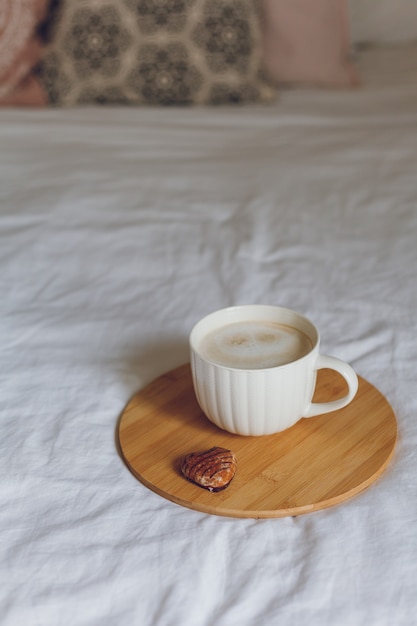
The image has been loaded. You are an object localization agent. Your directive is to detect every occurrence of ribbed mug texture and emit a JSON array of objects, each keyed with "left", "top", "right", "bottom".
[{"left": 191, "top": 345, "right": 317, "bottom": 436}]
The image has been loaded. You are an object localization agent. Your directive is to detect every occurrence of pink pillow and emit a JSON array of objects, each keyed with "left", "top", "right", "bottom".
[
  {"left": 261, "top": 0, "right": 359, "bottom": 88},
  {"left": 0, "top": 0, "right": 48, "bottom": 106}
]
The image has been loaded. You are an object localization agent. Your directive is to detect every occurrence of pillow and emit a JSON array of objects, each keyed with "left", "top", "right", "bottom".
[
  {"left": 0, "top": 0, "right": 49, "bottom": 106},
  {"left": 349, "top": 0, "right": 417, "bottom": 44},
  {"left": 260, "top": 0, "right": 359, "bottom": 88},
  {"left": 38, "top": 0, "right": 276, "bottom": 106}
]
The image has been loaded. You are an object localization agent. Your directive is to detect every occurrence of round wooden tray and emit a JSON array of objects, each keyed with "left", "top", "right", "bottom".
[{"left": 118, "top": 364, "right": 397, "bottom": 518}]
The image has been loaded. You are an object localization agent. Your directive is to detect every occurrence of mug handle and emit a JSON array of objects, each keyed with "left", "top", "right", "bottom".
[{"left": 303, "top": 354, "right": 358, "bottom": 418}]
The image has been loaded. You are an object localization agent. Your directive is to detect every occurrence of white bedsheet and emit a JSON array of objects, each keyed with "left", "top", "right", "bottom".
[{"left": 1, "top": 48, "right": 417, "bottom": 625}]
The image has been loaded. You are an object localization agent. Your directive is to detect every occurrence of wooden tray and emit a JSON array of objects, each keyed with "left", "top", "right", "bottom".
[{"left": 118, "top": 364, "right": 397, "bottom": 518}]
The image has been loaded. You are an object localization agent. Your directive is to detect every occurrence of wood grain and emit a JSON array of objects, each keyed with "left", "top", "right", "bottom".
[{"left": 118, "top": 364, "right": 397, "bottom": 518}]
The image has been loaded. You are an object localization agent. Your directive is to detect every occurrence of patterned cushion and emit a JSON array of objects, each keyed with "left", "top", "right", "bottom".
[{"left": 38, "top": 0, "right": 276, "bottom": 105}]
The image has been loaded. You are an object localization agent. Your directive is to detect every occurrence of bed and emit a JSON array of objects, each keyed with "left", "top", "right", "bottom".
[{"left": 1, "top": 2, "right": 417, "bottom": 625}]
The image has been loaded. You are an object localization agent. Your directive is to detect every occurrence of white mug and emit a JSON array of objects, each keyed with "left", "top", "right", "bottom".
[{"left": 190, "top": 305, "right": 358, "bottom": 436}]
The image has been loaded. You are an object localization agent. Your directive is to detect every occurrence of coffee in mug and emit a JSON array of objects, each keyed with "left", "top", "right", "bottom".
[
  {"left": 198, "top": 320, "right": 313, "bottom": 369},
  {"left": 190, "top": 305, "right": 358, "bottom": 436}
]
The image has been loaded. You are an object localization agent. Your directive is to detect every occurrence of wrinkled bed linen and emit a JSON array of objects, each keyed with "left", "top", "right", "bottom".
[{"left": 1, "top": 48, "right": 417, "bottom": 626}]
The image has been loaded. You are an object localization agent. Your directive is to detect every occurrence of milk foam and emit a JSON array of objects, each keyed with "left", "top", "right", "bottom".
[{"left": 199, "top": 320, "right": 313, "bottom": 369}]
